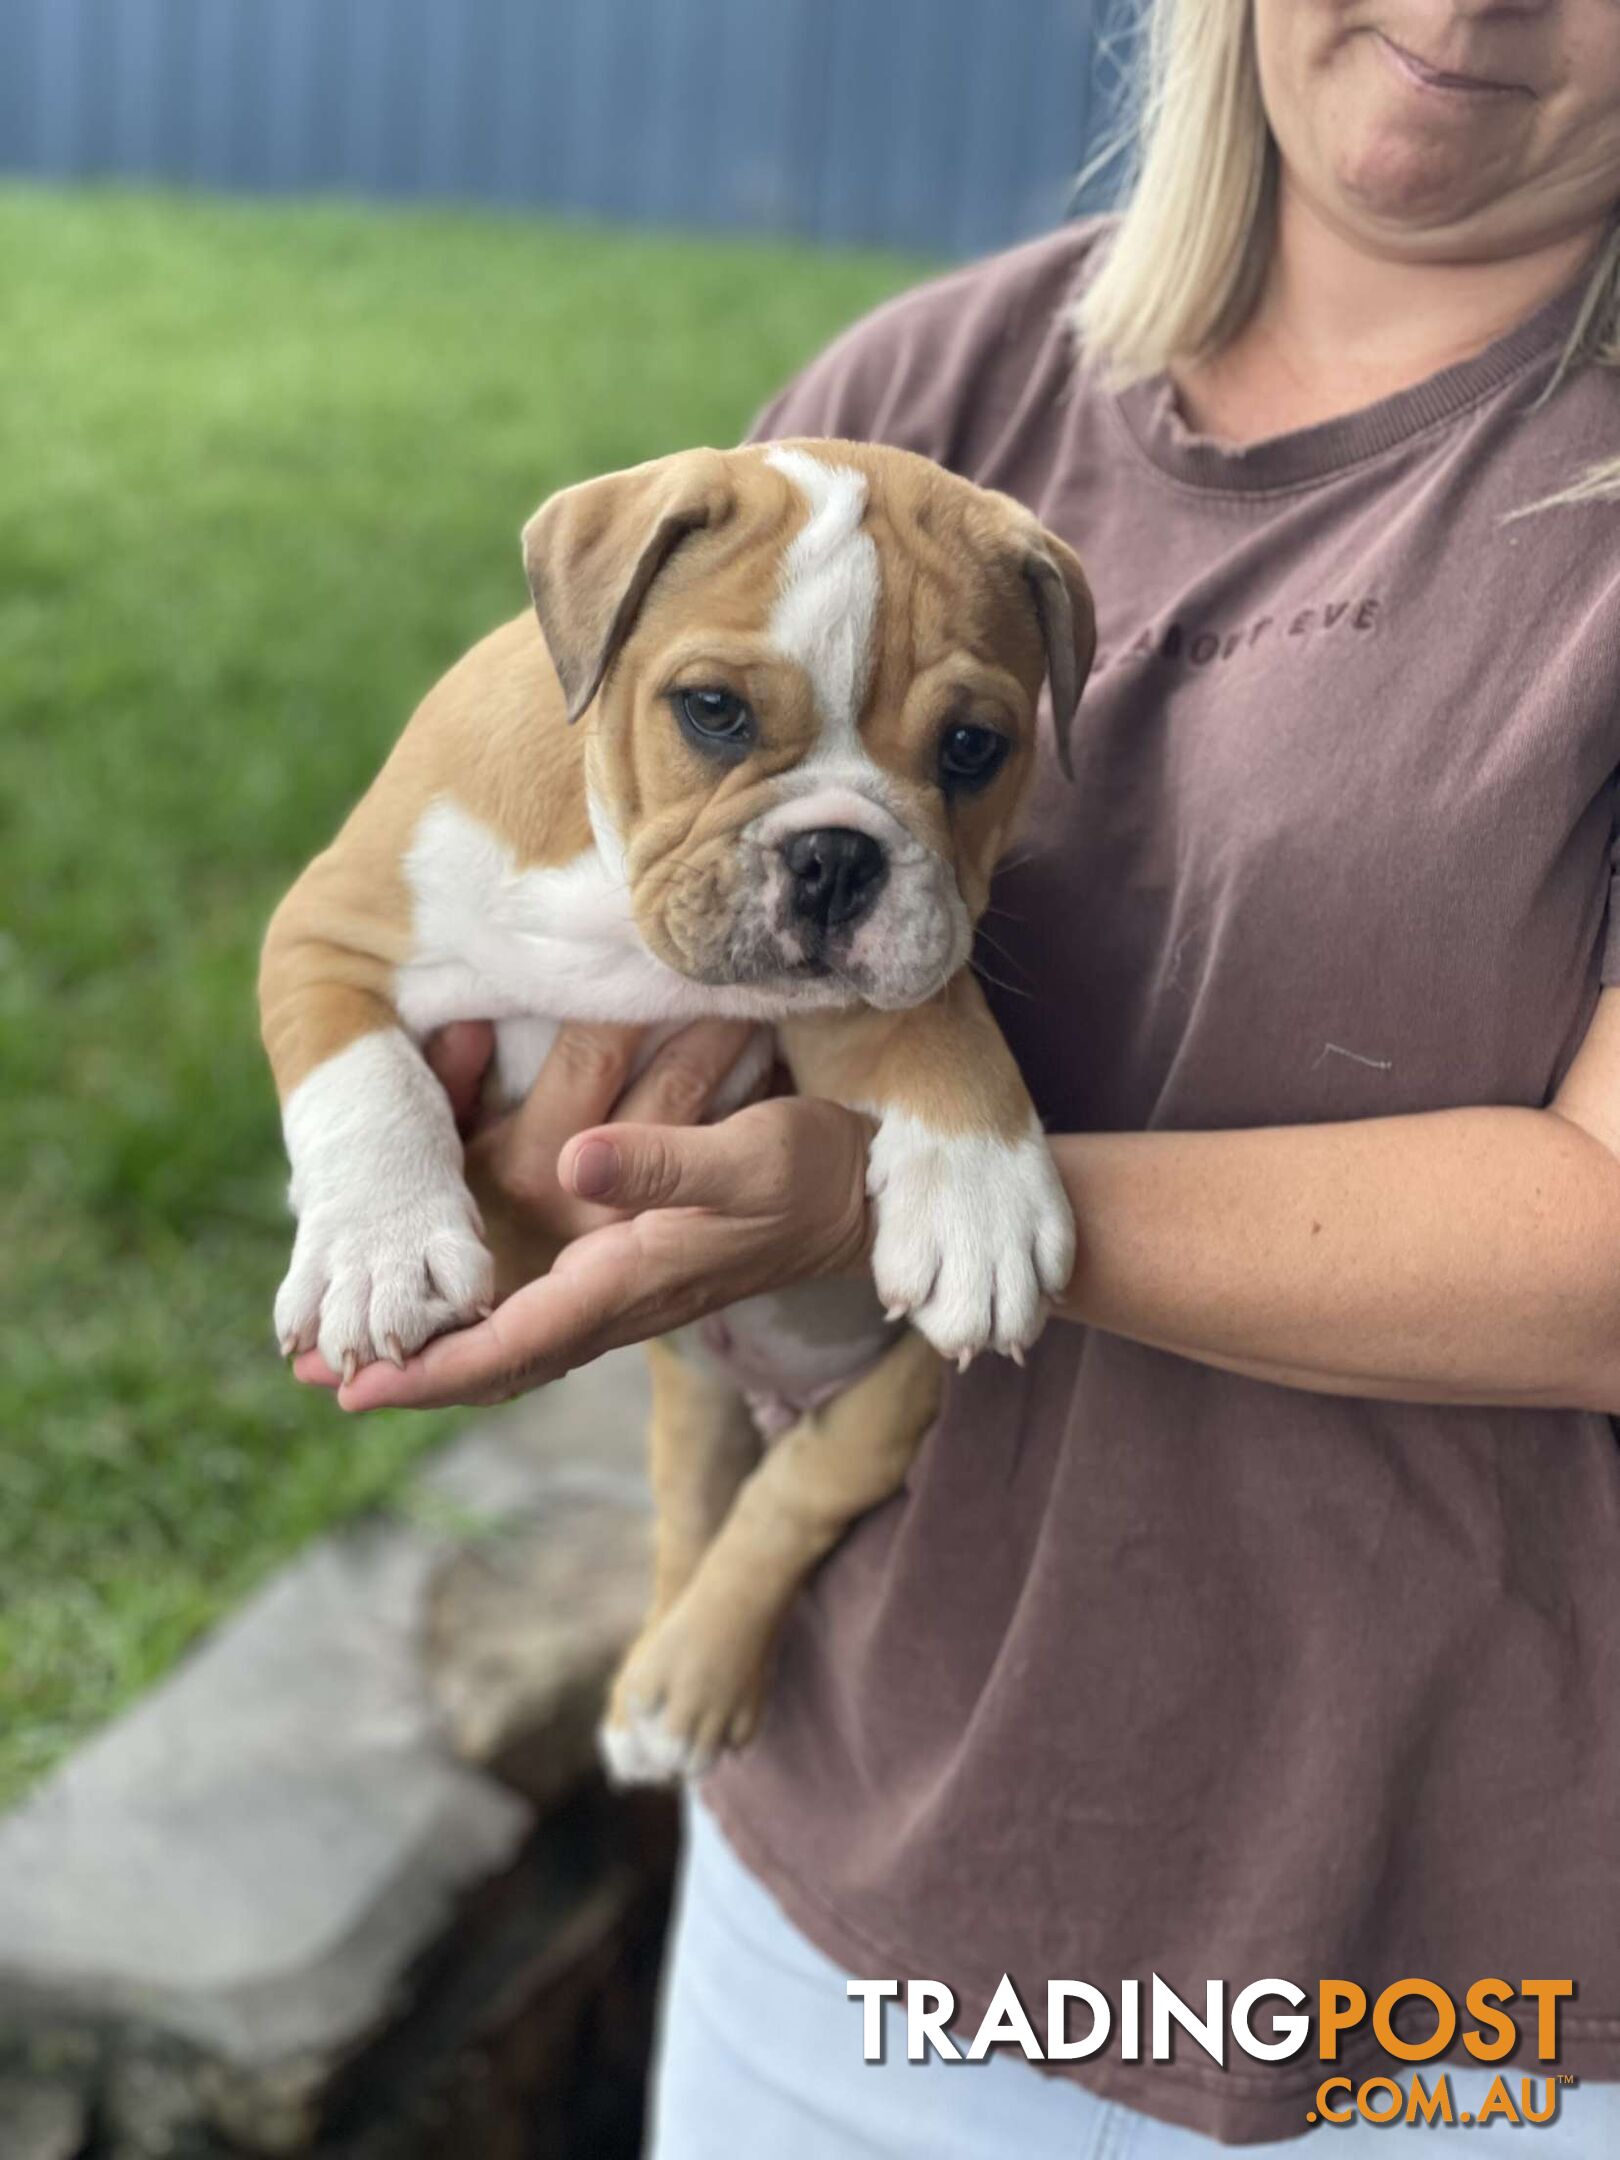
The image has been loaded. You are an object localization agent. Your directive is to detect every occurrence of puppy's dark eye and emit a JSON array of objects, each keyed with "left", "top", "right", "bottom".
[
  {"left": 938, "top": 723, "right": 1009, "bottom": 793},
  {"left": 673, "top": 686, "right": 754, "bottom": 750}
]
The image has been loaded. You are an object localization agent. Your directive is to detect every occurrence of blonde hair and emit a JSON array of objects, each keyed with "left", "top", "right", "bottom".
[{"left": 1074, "top": 0, "right": 1620, "bottom": 508}]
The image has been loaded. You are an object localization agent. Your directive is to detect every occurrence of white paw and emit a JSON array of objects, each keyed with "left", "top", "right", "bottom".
[
  {"left": 599, "top": 1705, "right": 714, "bottom": 1788},
  {"left": 275, "top": 1032, "right": 495, "bottom": 1378},
  {"left": 274, "top": 1182, "right": 493, "bottom": 1379},
  {"left": 865, "top": 1112, "right": 1073, "bottom": 1363}
]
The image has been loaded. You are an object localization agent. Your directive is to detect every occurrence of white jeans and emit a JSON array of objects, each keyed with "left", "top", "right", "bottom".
[{"left": 648, "top": 1797, "right": 1613, "bottom": 2158}]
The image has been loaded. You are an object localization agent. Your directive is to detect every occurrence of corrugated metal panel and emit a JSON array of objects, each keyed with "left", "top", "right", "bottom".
[{"left": 0, "top": 0, "right": 1130, "bottom": 254}]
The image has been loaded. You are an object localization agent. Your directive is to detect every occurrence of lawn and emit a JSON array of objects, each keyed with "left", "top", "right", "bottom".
[{"left": 0, "top": 187, "right": 926, "bottom": 1804}]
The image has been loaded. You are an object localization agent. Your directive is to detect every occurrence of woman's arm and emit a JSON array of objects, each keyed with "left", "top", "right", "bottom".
[
  {"left": 319, "top": 989, "right": 1620, "bottom": 1417},
  {"left": 1054, "top": 985, "right": 1620, "bottom": 1410}
]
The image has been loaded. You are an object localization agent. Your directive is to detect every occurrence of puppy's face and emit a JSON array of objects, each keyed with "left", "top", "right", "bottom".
[{"left": 524, "top": 441, "right": 1094, "bottom": 1013}]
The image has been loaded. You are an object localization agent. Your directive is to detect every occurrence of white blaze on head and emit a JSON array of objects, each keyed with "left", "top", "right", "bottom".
[
  {"left": 752, "top": 446, "right": 964, "bottom": 1000},
  {"left": 762, "top": 446, "right": 880, "bottom": 757}
]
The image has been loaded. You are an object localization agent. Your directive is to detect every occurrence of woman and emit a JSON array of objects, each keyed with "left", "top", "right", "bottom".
[{"left": 306, "top": 1, "right": 1620, "bottom": 2148}]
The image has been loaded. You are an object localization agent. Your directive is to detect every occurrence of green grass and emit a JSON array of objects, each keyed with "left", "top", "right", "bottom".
[{"left": 0, "top": 187, "right": 927, "bottom": 1804}]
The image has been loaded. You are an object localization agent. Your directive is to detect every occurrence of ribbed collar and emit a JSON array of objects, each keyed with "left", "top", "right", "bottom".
[{"left": 1111, "top": 275, "right": 1588, "bottom": 495}]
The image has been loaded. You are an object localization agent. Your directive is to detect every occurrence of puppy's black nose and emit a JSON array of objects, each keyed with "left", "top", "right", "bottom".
[{"left": 783, "top": 827, "right": 888, "bottom": 931}]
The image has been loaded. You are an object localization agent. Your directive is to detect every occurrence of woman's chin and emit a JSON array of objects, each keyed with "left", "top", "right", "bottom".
[{"left": 1327, "top": 131, "right": 1520, "bottom": 243}]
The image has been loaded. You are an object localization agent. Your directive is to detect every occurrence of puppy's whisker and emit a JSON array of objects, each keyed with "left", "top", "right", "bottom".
[
  {"left": 974, "top": 926, "right": 1038, "bottom": 990},
  {"left": 970, "top": 958, "right": 1034, "bottom": 1002},
  {"left": 976, "top": 922, "right": 1025, "bottom": 960}
]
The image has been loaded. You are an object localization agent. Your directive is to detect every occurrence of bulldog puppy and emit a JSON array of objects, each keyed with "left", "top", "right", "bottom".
[{"left": 260, "top": 439, "right": 1093, "bottom": 1780}]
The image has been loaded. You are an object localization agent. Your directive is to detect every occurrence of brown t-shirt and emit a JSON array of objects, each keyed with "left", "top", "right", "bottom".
[{"left": 705, "top": 221, "right": 1620, "bottom": 2145}]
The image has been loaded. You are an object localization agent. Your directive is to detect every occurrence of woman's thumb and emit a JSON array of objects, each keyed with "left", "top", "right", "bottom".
[{"left": 559, "top": 1121, "right": 745, "bottom": 1214}]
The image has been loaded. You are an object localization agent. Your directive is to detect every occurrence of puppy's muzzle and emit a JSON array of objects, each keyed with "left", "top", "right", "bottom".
[{"left": 783, "top": 827, "right": 889, "bottom": 934}]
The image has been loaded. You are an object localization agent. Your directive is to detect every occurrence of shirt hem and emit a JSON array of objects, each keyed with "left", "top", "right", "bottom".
[{"left": 702, "top": 1784, "right": 1620, "bottom": 2150}]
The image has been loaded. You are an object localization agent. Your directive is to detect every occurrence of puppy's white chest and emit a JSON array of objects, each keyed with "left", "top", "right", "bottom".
[{"left": 393, "top": 796, "right": 719, "bottom": 1038}]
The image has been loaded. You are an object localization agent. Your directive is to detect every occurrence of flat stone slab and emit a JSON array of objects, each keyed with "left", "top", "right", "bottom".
[
  {"left": 425, "top": 1495, "right": 651, "bottom": 1807},
  {"left": 0, "top": 1347, "right": 654, "bottom": 2096},
  {"left": 0, "top": 2077, "right": 89, "bottom": 2160}
]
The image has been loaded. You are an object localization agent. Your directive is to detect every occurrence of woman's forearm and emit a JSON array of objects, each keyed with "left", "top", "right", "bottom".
[{"left": 1052, "top": 1105, "right": 1620, "bottom": 1411}]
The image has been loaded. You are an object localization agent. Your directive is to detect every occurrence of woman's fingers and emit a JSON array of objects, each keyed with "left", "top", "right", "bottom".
[
  {"left": 338, "top": 1218, "right": 659, "bottom": 1410},
  {"left": 612, "top": 1020, "right": 769, "bottom": 1127},
  {"left": 425, "top": 1020, "right": 496, "bottom": 1134},
  {"left": 432, "top": 1020, "right": 767, "bottom": 1241},
  {"left": 470, "top": 1021, "right": 646, "bottom": 1236},
  {"left": 478, "top": 1022, "right": 778, "bottom": 1239},
  {"left": 507, "top": 1022, "right": 645, "bottom": 1148}
]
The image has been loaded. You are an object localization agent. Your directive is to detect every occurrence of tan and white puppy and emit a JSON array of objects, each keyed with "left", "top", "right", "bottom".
[{"left": 261, "top": 439, "right": 1093, "bottom": 1780}]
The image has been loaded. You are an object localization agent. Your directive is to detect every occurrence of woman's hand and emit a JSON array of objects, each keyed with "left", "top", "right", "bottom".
[
  {"left": 293, "top": 1025, "right": 874, "bottom": 1411},
  {"left": 431, "top": 1016, "right": 768, "bottom": 1274}
]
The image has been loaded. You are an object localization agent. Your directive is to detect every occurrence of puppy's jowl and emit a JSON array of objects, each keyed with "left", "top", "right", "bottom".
[{"left": 261, "top": 440, "right": 1093, "bottom": 1781}]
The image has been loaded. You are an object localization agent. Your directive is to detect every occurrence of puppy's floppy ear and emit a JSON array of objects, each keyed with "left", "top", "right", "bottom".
[
  {"left": 1021, "top": 529, "right": 1096, "bottom": 782},
  {"left": 522, "top": 449, "right": 735, "bottom": 723}
]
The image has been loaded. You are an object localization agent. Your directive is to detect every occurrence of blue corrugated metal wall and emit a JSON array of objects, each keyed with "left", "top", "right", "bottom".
[{"left": 0, "top": 0, "right": 1134, "bottom": 256}]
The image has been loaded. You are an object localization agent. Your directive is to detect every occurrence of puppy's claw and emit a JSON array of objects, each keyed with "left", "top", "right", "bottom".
[
  {"left": 278, "top": 1332, "right": 299, "bottom": 1361},
  {"left": 956, "top": 1349, "right": 974, "bottom": 1374},
  {"left": 383, "top": 1333, "right": 406, "bottom": 1371},
  {"left": 883, "top": 1305, "right": 908, "bottom": 1325},
  {"left": 341, "top": 1351, "right": 359, "bottom": 1387},
  {"left": 1008, "top": 1343, "right": 1026, "bottom": 1368}
]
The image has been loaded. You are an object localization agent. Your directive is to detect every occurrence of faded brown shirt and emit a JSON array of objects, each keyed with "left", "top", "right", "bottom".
[{"left": 705, "top": 221, "right": 1620, "bottom": 2145}]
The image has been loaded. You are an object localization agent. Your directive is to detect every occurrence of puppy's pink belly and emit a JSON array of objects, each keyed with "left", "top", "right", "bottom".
[{"left": 693, "top": 1281, "right": 897, "bottom": 1439}]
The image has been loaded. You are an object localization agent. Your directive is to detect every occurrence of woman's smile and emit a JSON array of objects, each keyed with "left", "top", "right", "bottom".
[
  {"left": 1248, "top": 0, "right": 1620, "bottom": 247},
  {"left": 1369, "top": 25, "right": 1536, "bottom": 102}
]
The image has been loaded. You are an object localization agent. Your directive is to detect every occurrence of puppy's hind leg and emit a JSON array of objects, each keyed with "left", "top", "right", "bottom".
[
  {"left": 601, "top": 1327, "right": 942, "bottom": 1786},
  {"left": 643, "top": 1333, "right": 762, "bottom": 1622},
  {"left": 600, "top": 1332, "right": 761, "bottom": 1788}
]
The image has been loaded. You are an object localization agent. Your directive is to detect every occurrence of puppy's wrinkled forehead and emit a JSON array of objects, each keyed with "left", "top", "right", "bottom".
[
  {"left": 522, "top": 435, "right": 1093, "bottom": 785},
  {"left": 741, "top": 441, "right": 1058, "bottom": 720},
  {"left": 760, "top": 445, "right": 882, "bottom": 748}
]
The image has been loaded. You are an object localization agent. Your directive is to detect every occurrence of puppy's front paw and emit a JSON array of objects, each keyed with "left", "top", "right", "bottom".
[
  {"left": 866, "top": 1112, "right": 1073, "bottom": 1364},
  {"left": 274, "top": 1182, "right": 493, "bottom": 1380}
]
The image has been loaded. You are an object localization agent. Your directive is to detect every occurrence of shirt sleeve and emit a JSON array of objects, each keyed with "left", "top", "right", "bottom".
[
  {"left": 745, "top": 314, "right": 897, "bottom": 445},
  {"left": 742, "top": 222, "right": 1104, "bottom": 462},
  {"left": 743, "top": 282, "right": 954, "bottom": 452}
]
